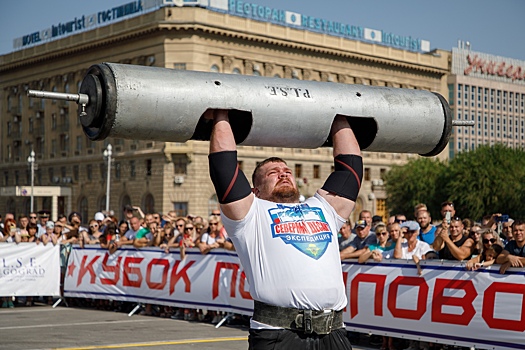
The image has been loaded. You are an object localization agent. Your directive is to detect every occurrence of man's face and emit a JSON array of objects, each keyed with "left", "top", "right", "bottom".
[
  {"left": 19, "top": 217, "right": 28, "bottom": 227},
  {"left": 449, "top": 220, "right": 464, "bottom": 238},
  {"left": 441, "top": 205, "right": 455, "bottom": 219},
  {"left": 130, "top": 218, "right": 141, "bottom": 231},
  {"left": 152, "top": 214, "right": 161, "bottom": 224},
  {"left": 339, "top": 223, "right": 351, "bottom": 239},
  {"left": 355, "top": 225, "right": 369, "bottom": 239},
  {"left": 40, "top": 216, "right": 49, "bottom": 224},
  {"left": 254, "top": 161, "right": 299, "bottom": 203},
  {"left": 29, "top": 214, "right": 38, "bottom": 224},
  {"left": 416, "top": 211, "right": 431, "bottom": 230},
  {"left": 125, "top": 209, "right": 134, "bottom": 219},
  {"left": 513, "top": 224, "right": 525, "bottom": 244},
  {"left": 502, "top": 222, "right": 513, "bottom": 239},
  {"left": 359, "top": 212, "right": 372, "bottom": 226},
  {"left": 175, "top": 220, "right": 186, "bottom": 233}
]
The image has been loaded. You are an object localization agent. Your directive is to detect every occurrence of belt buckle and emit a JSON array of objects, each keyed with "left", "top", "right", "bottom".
[{"left": 303, "top": 310, "right": 313, "bottom": 334}]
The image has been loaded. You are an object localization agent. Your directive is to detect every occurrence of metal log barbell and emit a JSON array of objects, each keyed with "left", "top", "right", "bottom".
[{"left": 28, "top": 62, "right": 473, "bottom": 156}]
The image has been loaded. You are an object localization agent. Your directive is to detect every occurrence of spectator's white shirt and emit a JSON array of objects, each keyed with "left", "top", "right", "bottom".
[{"left": 383, "top": 240, "right": 432, "bottom": 260}]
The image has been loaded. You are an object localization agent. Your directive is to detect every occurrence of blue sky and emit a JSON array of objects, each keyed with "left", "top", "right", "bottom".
[{"left": 1, "top": 0, "right": 524, "bottom": 60}]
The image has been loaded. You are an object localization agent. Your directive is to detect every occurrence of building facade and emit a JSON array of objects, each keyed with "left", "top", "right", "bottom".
[
  {"left": 448, "top": 45, "right": 525, "bottom": 158},
  {"left": 0, "top": 1, "right": 450, "bottom": 223}
]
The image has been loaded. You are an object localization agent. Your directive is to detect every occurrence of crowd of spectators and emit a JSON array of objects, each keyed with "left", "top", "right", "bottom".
[
  {"left": 338, "top": 203, "right": 525, "bottom": 350},
  {"left": 0, "top": 206, "right": 242, "bottom": 325},
  {"left": 2, "top": 201, "right": 524, "bottom": 347}
]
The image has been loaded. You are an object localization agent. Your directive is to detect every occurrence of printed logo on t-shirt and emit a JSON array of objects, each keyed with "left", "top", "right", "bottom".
[{"left": 268, "top": 203, "right": 332, "bottom": 260}]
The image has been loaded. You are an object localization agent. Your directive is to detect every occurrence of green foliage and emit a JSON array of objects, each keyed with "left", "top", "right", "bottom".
[
  {"left": 384, "top": 157, "right": 446, "bottom": 220},
  {"left": 384, "top": 145, "right": 525, "bottom": 221}
]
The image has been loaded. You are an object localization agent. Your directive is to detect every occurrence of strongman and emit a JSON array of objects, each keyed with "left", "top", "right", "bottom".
[{"left": 207, "top": 110, "right": 362, "bottom": 350}]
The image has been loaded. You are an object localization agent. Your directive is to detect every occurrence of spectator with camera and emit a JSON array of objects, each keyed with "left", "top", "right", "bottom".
[{"left": 432, "top": 216, "right": 475, "bottom": 261}]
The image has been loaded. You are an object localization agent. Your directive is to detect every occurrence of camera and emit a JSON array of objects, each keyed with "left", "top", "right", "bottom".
[
  {"left": 494, "top": 215, "right": 509, "bottom": 223},
  {"left": 445, "top": 212, "right": 451, "bottom": 224}
]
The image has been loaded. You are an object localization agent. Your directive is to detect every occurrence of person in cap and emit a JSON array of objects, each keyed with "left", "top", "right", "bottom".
[
  {"left": 340, "top": 219, "right": 377, "bottom": 260},
  {"left": 392, "top": 221, "right": 433, "bottom": 261},
  {"left": 37, "top": 210, "right": 51, "bottom": 237}
]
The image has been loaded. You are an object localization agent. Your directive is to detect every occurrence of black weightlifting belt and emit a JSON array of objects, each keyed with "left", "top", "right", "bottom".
[{"left": 252, "top": 300, "right": 343, "bottom": 335}]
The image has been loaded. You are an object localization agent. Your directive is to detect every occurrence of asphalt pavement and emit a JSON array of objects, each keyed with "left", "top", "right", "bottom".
[{"left": 1, "top": 301, "right": 378, "bottom": 350}]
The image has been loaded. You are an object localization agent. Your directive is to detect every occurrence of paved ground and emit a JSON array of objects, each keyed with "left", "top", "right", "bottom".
[{"left": 1, "top": 302, "right": 378, "bottom": 350}]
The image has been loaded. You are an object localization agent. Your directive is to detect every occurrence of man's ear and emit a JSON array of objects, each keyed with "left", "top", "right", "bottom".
[{"left": 252, "top": 187, "right": 259, "bottom": 197}]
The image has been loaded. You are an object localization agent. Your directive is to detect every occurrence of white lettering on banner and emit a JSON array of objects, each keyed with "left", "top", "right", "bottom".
[
  {"left": 0, "top": 243, "right": 60, "bottom": 297},
  {"left": 64, "top": 247, "right": 525, "bottom": 350}
]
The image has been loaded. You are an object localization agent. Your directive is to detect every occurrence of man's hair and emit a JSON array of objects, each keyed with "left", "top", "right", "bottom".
[
  {"left": 441, "top": 200, "right": 454, "bottom": 208},
  {"left": 512, "top": 220, "right": 525, "bottom": 229},
  {"left": 252, "top": 157, "right": 287, "bottom": 187}
]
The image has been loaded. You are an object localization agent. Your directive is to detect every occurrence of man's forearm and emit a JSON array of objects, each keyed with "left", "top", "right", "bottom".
[
  {"left": 331, "top": 116, "right": 360, "bottom": 157},
  {"left": 209, "top": 110, "right": 236, "bottom": 153}
]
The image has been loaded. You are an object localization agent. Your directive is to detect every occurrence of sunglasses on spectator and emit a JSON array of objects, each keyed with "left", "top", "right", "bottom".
[
  {"left": 211, "top": 213, "right": 220, "bottom": 216},
  {"left": 376, "top": 232, "right": 388, "bottom": 236},
  {"left": 210, "top": 222, "right": 218, "bottom": 226},
  {"left": 450, "top": 216, "right": 462, "bottom": 221},
  {"left": 483, "top": 238, "right": 496, "bottom": 244},
  {"left": 176, "top": 224, "right": 184, "bottom": 227},
  {"left": 185, "top": 227, "right": 194, "bottom": 231},
  {"left": 30, "top": 216, "right": 37, "bottom": 219},
  {"left": 90, "top": 225, "right": 98, "bottom": 229},
  {"left": 470, "top": 231, "right": 480, "bottom": 235}
]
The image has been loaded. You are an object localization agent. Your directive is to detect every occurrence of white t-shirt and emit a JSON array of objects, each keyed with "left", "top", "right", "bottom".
[
  {"left": 221, "top": 193, "right": 347, "bottom": 313},
  {"left": 383, "top": 240, "right": 432, "bottom": 259}
]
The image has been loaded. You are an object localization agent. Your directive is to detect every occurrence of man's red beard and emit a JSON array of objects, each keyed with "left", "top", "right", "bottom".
[{"left": 269, "top": 180, "right": 300, "bottom": 203}]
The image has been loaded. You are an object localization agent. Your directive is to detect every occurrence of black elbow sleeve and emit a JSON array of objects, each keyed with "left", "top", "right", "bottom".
[
  {"left": 321, "top": 154, "right": 363, "bottom": 201},
  {"left": 209, "top": 151, "right": 252, "bottom": 204}
]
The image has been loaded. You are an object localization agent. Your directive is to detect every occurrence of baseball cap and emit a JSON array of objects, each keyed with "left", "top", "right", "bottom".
[
  {"left": 46, "top": 221, "right": 55, "bottom": 229},
  {"left": 68, "top": 211, "right": 82, "bottom": 223},
  {"left": 94, "top": 212, "right": 105, "bottom": 221},
  {"left": 355, "top": 220, "right": 367, "bottom": 228},
  {"left": 400, "top": 221, "right": 420, "bottom": 231}
]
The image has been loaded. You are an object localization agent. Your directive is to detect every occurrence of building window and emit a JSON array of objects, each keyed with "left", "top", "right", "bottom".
[
  {"left": 87, "top": 164, "right": 92, "bottom": 180},
  {"left": 210, "top": 64, "right": 220, "bottom": 73},
  {"left": 143, "top": 193, "right": 155, "bottom": 213},
  {"left": 313, "top": 165, "right": 320, "bottom": 179},
  {"left": 48, "top": 167, "right": 54, "bottom": 184},
  {"left": 174, "top": 63, "right": 186, "bottom": 70},
  {"left": 173, "top": 155, "right": 187, "bottom": 174},
  {"left": 130, "top": 160, "right": 136, "bottom": 178},
  {"left": 146, "top": 159, "right": 152, "bottom": 176},
  {"left": 79, "top": 196, "right": 88, "bottom": 224},
  {"left": 173, "top": 202, "right": 188, "bottom": 217},
  {"left": 76, "top": 136, "right": 83, "bottom": 153},
  {"left": 380, "top": 168, "right": 387, "bottom": 180},
  {"left": 364, "top": 167, "right": 371, "bottom": 181},
  {"left": 73, "top": 165, "right": 79, "bottom": 181},
  {"left": 115, "top": 162, "right": 121, "bottom": 180},
  {"left": 3, "top": 171, "right": 8, "bottom": 186},
  {"left": 295, "top": 164, "right": 302, "bottom": 178}
]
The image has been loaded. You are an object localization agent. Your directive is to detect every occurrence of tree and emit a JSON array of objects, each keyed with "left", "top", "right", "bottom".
[
  {"left": 384, "top": 157, "right": 447, "bottom": 220},
  {"left": 445, "top": 144, "right": 525, "bottom": 220},
  {"left": 383, "top": 145, "right": 525, "bottom": 221}
]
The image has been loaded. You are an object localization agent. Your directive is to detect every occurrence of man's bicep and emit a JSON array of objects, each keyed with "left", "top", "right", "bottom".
[
  {"left": 220, "top": 193, "right": 255, "bottom": 221},
  {"left": 317, "top": 189, "right": 355, "bottom": 219}
]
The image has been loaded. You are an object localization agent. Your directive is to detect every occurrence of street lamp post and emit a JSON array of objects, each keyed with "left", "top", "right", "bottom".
[
  {"left": 27, "top": 150, "right": 36, "bottom": 213},
  {"left": 103, "top": 144, "right": 112, "bottom": 213}
]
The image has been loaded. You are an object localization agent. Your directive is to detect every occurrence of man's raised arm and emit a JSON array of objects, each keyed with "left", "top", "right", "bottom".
[
  {"left": 207, "top": 110, "right": 254, "bottom": 221},
  {"left": 317, "top": 116, "right": 362, "bottom": 219}
]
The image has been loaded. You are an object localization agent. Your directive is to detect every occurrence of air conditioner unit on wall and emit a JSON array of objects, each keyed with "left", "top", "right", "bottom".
[{"left": 174, "top": 176, "right": 185, "bottom": 184}]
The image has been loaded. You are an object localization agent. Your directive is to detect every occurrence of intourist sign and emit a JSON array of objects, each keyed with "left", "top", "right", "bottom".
[{"left": 12, "top": 0, "right": 430, "bottom": 53}]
